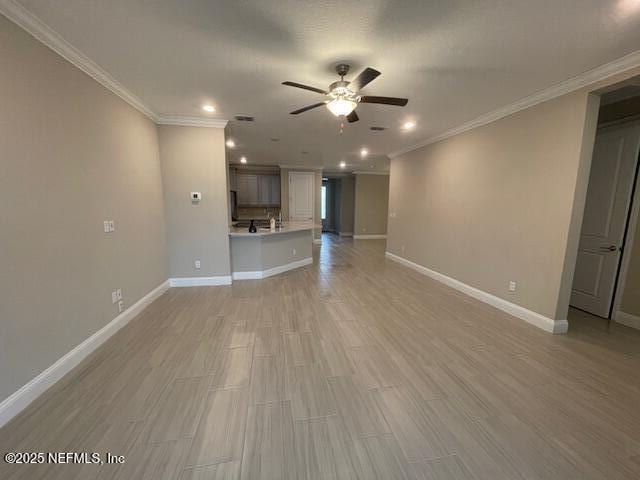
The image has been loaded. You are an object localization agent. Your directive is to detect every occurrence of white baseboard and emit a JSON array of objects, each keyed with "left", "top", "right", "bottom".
[
  {"left": 385, "top": 252, "right": 568, "bottom": 334},
  {"left": 313, "top": 239, "right": 322, "bottom": 244},
  {"left": 233, "top": 257, "right": 313, "bottom": 280},
  {"left": 169, "top": 276, "right": 232, "bottom": 287},
  {"left": 0, "top": 280, "right": 170, "bottom": 428},
  {"left": 339, "top": 232, "right": 353, "bottom": 237},
  {"left": 615, "top": 311, "right": 640, "bottom": 330},
  {"left": 354, "top": 234, "right": 387, "bottom": 240}
]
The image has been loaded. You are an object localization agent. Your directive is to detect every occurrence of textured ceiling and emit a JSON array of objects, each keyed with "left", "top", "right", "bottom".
[{"left": 11, "top": 0, "right": 640, "bottom": 170}]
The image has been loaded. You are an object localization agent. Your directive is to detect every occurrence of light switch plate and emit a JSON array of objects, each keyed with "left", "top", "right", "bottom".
[
  {"left": 108, "top": 220, "right": 115, "bottom": 232},
  {"left": 195, "top": 260, "right": 201, "bottom": 269},
  {"left": 104, "top": 221, "right": 110, "bottom": 233},
  {"left": 118, "top": 300, "right": 124, "bottom": 313},
  {"left": 509, "top": 281, "right": 517, "bottom": 292},
  {"left": 111, "top": 291, "right": 118, "bottom": 304},
  {"left": 116, "top": 289, "right": 122, "bottom": 300}
]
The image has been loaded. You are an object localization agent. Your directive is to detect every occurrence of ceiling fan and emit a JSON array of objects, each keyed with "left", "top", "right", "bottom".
[{"left": 282, "top": 64, "right": 408, "bottom": 123}]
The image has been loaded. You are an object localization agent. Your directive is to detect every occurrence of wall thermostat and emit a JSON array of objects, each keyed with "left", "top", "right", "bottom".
[{"left": 191, "top": 192, "right": 202, "bottom": 202}]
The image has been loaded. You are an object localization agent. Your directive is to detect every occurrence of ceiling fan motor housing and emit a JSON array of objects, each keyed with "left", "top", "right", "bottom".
[{"left": 335, "top": 63, "right": 351, "bottom": 77}]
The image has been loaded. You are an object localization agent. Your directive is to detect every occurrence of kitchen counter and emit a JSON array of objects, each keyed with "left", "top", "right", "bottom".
[
  {"left": 228, "top": 221, "right": 313, "bottom": 237},
  {"left": 228, "top": 222, "right": 313, "bottom": 279}
]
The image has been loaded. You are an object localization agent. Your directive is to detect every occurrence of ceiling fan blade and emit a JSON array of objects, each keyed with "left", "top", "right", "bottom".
[
  {"left": 290, "top": 102, "right": 327, "bottom": 115},
  {"left": 359, "top": 96, "right": 408, "bottom": 106},
  {"left": 346, "top": 110, "right": 359, "bottom": 123},
  {"left": 282, "top": 81, "right": 328, "bottom": 95},
  {"left": 350, "top": 67, "right": 381, "bottom": 91}
]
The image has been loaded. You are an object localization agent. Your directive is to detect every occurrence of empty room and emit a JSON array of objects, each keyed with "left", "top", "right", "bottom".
[{"left": 3, "top": 1, "right": 640, "bottom": 479}]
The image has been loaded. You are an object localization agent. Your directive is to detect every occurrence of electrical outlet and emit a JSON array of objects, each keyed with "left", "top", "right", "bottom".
[
  {"left": 401, "top": 245, "right": 405, "bottom": 253},
  {"left": 362, "top": 227, "right": 367, "bottom": 232},
  {"left": 108, "top": 220, "right": 115, "bottom": 232},
  {"left": 111, "top": 291, "right": 118, "bottom": 304},
  {"left": 116, "top": 289, "right": 122, "bottom": 301},
  {"left": 118, "top": 300, "right": 124, "bottom": 313},
  {"left": 292, "top": 248, "right": 296, "bottom": 255},
  {"left": 195, "top": 260, "right": 201, "bottom": 269},
  {"left": 104, "top": 220, "right": 110, "bottom": 233},
  {"left": 509, "top": 281, "right": 517, "bottom": 292},
  {"left": 390, "top": 212, "right": 397, "bottom": 218}
]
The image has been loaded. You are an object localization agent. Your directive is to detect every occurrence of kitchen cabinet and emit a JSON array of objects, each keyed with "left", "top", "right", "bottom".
[{"left": 236, "top": 173, "right": 280, "bottom": 206}]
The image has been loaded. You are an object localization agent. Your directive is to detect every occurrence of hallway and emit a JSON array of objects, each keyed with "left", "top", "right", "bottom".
[{"left": 2, "top": 236, "right": 640, "bottom": 479}]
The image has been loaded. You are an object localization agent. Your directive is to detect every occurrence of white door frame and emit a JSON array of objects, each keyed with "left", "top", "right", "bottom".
[
  {"left": 587, "top": 118, "right": 640, "bottom": 320},
  {"left": 611, "top": 136, "right": 640, "bottom": 320},
  {"left": 288, "top": 171, "right": 315, "bottom": 223}
]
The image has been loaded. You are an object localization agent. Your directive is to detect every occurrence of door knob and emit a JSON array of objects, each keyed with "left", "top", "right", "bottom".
[{"left": 599, "top": 245, "right": 618, "bottom": 252}]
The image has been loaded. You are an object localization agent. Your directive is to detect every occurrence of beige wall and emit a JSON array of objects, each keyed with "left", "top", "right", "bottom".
[
  {"left": 621, "top": 214, "right": 640, "bottom": 316},
  {"left": 339, "top": 176, "right": 355, "bottom": 234},
  {"left": 159, "top": 126, "right": 231, "bottom": 278},
  {"left": 0, "top": 16, "right": 168, "bottom": 402},
  {"left": 280, "top": 168, "right": 322, "bottom": 240},
  {"left": 354, "top": 174, "right": 390, "bottom": 236},
  {"left": 388, "top": 91, "right": 598, "bottom": 321}
]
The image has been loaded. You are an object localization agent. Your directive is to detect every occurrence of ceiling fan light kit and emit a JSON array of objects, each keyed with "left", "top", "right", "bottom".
[
  {"left": 327, "top": 97, "right": 358, "bottom": 116},
  {"left": 283, "top": 64, "right": 408, "bottom": 124}
]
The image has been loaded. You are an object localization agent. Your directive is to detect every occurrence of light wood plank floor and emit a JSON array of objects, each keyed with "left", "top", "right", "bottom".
[{"left": 2, "top": 235, "right": 640, "bottom": 479}]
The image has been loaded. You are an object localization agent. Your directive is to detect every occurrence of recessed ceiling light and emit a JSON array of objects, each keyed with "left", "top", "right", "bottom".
[
  {"left": 226, "top": 139, "right": 235, "bottom": 148},
  {"left": 339, "top": 161, "right": 346, "bottom": 168},
  {"left": 403, "top": 121, "right": 416, "bottom": 130},
  {"left": 202, "top": 104, "right": 215, "bottom": 113},
  {"left": 240, "top": 156, "right": 247, "bottom": 164},
  {"left": 360, "top": 148, "right": 368, "bottom": 157}
]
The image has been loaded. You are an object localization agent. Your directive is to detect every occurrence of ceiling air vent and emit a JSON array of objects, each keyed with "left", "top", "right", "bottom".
[
  {"left": 234, "top": 115, "right": 255, "bottom": 122},
  {"left": 370, "top": 126, "right": 386, "bottom": 131}
]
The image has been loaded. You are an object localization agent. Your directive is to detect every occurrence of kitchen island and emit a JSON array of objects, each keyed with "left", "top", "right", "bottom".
[{"left": 228, "top": 222, "right": 313, "bottom": 279}]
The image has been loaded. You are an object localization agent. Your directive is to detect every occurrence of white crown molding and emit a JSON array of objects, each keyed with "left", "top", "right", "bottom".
[
  {"left": 156, "top": 116, "right": 228, "bottom": 128},
  {"left": 385, "top": 251, "right": 568, "bottom": 334},
  {"left": 0, "top": 2, "right": 233, "bottom": 128},
  {"left": 389, "top": 49, "right": 640, "bottom": 159},
  {"left": 0, "top": 0, "right": 157, "bottom": 120},
  {"left": 352, "top": 171, "right": 390, "bottom": 175},
  {"left": 0, "top": 280, "right": 169, "bottom": 427},
  {"left": 278, "top": 164, "right": 324, "bottom": 171}
]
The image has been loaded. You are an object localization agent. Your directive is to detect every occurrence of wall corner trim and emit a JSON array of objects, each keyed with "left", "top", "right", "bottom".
[
  {"left": 385, "top": 251, "right": 568, "bottom": 334},
  {"left": 352, "top": 171, "right": 390, "bottom": 176},
  {"left": 0, "top": 1, "right": 232, "bottom": 128},
  {"left": 615, "top": 311, "right": 640, "bottom": 330},
  {"left": 156, "top": 116, "right": 228, "bottom": 128},
  {"left": 278, "top": 164, "right": 324, "bottom": 171},
  {"left": 169, "top": 276, "right": 232, "bottom": 287},
  {"left": 0, "top": 280, "right": 170, "bottom": 428},
  {"left": 0, "top": 0, "right": 156, "bottom": 120},
  {"left": 232, "top": 257, "right": 313, "bottom": 280},
  {"left": 354, "top": 234, "right": 387, "bottom": 239},
  {"left": 388, "top": 49, "right": 640, "bottom": 159}
]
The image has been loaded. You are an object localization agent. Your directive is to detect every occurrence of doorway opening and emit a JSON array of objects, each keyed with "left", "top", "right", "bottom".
[
  {"left": 570, "top": 80, "right": 640, "bottom": 330},
  {"left": 321, "top": 175, "right": 353, "bottom": 235}
]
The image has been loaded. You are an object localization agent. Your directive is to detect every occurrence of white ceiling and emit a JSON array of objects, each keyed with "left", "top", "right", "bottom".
[{"left": 9, "top": 0, "right": 640, "bottom": 171}]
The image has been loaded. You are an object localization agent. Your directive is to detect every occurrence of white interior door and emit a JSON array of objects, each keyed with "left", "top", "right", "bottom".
[
  {"left": 571, "top": 123, "right": 640, "bottom": 317},
  {"left": 289, "top": 172, "right": 314, "bottom": 221}
]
